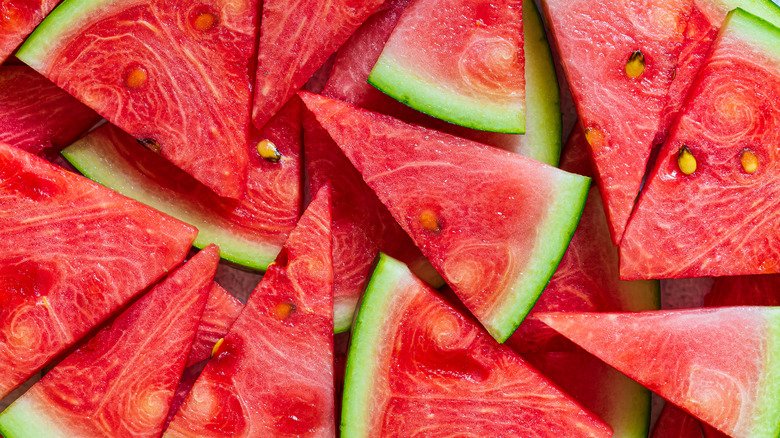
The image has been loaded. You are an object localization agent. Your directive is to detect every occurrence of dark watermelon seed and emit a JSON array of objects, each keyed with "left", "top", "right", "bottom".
[{"left": 137, "top": 138, "right": 161, "bottom": 153}]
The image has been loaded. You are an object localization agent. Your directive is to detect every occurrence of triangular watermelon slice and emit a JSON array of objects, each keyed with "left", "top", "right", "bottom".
[
  {"left": 164, "top": 186, "right": 334, "bottom": 437},
  {"left": 250, "top": 0, "right": 385, "bottom": 129},
  {"left": 342, "top": 253, "right": 612, "bottom": 436},
  {"left": 300, "top": 91, "right": 589, "bottom": 342},
  {"left": 16, "top": 0, "right": 258, "bottom": 198},
  {"left": 368, "top": 0, "right": 525, "bottom": 133},
  {"left": 0, "top": 142, "right": 197, "bottom": 400},
  {"left": 0, "top": 0, "right": 60, "bottom": 64},
  {"left": 0, "top": 245, "right": 219, "bottom": 437},
  {"left": 303, "top": 107, "right": 441, "bottom": 333},
  {"left": 537, "top": 307, "right": 780, "bottom": 438},
  {"left": 652, "top": 403, "right": 705, "bottom": 438},
  {"left": 620, "top": 9, "right": 780, "bottom": 279},
  {"left": 0, "top": 64, "right": 100, "bottom": 156},
  {"left": 185, "top": 282, "right": 243, "bottom": 367},
  {"left": 323, "top": 0, "right": 561, "bottom": 165},
  {"left": 541, "top": 0, "right": 693, "bottom": 244},
  {"left": 62, "top": 98, "right": 302, "bottom": 271}
]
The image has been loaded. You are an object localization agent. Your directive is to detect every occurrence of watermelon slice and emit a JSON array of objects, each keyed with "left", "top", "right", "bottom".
[
  {"left": 0, "top": 245, "right": 219, "bottom": 437},
  {"left": 525, "top": 351, "right": 651, "bottom": 438},
  {"left": 16, "top": 0, "right": 257, "bottom": 199},
  {"left": 62, "top": 98, "right": 302, "bottom": 271},
  {"left": 0, "top": 142, "right": 197, "bottom": 399},
  {"left": 537, "top": 307, "right": 780, "bottom": 438},
  {"left": 620, "top": 9, "right": 780, "bottom": 279},
  {"left": 368, "top": 0, "right": 525, "bottom": 133},
  {"left": 342, "top": 253, "right": 612, "bottom": 437},
  {"left": 541, "top": 0, "right": 692, "bottom": 244},
  {"left": 251, "top": 0, "right": 385, "bottom": 128},
  {"left": 300, "top": 91, "right": 589, "bottom": 342},
  {"left": 705, "top": 275, "right": 780, "bottom": 307},
  {"left": 508, "top": 127, "right": 659, "bottom": 353},
  {"left": 164, "top": 186, "right": 334, "bottom": 437},
  {"left": 323, "top": 0, "right": 561, "bottom": 165},
  {"left": 0, "top": 65, "right": 100, "bottom": 156},
  {"left": 303, "top": 107, "right": 440, "bottom": 333},
  {"left": 0, "top": 0, "right": 59, "bottom": 63},
  {"left": 652, "top": 403, "right": 705, "bottom": 438},
  {"left": 185, "top": 282, "right": 243, "bottom": 367}
]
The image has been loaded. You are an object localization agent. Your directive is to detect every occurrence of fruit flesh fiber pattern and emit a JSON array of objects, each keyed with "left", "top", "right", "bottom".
[
  {"left": 0, "top": 0, "right": 60, "bottom": 64},
  {"left": 0, "top": 246, "right": 219, "bottom": 438},
  {"left": 184, "top": 282, "right": 243, "bottom": 367},
  {"left": 0, "top": 142, "right": 197, "bottom": 399},
  {"left": 164, "top": 188, "right": 334, "bottom": 437}
]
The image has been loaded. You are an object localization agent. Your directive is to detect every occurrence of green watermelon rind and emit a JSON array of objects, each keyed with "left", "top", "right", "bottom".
[
  {"left": 15, "top": 0, "right": 101, "bottom": 69},
  {"left": 751, "top": 311, "right": 780, "bottom": 438},
  {"left": 61, "top": 141, "right": 279, "bottom": 271},
  {"left": 714, "top": 0, "right": 780, "bottom": 27},
  {"left": 0, "top": 396, "right": 63, "bottom": 437},
  {"left": 609, "top": 372, "right": 652, "bottom": 438},
  {"left": 341, "top": 253, "right": 408, "bottom": 437},
  {"left": 521, "top": 0, "right": 562, "bottom": 166},
  {"left": 724, "top": 7, "right": 780, "bottom": 56},
  {"left": 488, "top": 173, "right": 591, "bottom": 343}
]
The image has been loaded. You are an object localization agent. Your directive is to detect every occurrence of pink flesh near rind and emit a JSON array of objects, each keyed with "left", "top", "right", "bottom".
[
  {"left": 0, "top": 142, "right": 197, "bottom": 399},
  {"left": 0, "top": 245, "right": 219, "bottom": 437},
  {"left": 164, "top": 187, "right": 334, "bottom": 437}
]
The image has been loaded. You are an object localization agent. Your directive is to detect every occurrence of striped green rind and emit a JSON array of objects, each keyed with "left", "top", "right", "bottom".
[
  {"left": 0, "top": 396, "right": 66, "bottom": 437},
  {"left": 341, "top": 254, "right": 409, "bottom": 437},
  {"left": 713, "top": 0, "right": 780, "bottom": 27},
  {"left": 722, "top": 8, "right": 780, "bottom": 58},
  {"left": 751, "top": 309, "right": 780, "bottom": 438},
  {"left": 489, "top": 173, "right": 591, "bottom": 343},
  {"left": 16, "top": 0, "right": 112, "bottom": 69},
  {"left": 62, "top": 138, "right": 278, "bottom": 271}
]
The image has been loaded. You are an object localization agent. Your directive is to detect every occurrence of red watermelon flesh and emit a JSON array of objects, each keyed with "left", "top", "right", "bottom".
[
  {"left": 0, "top": 245, "right": 219, "bottom": 437},
  {"left": 62, "top": 98, "right": 302, "bottom": 271},
  {"left": 164, "top": 186, "right": 334, "bottom": 438},
  {"left": 185, "top": 282, "right": 243, "bottom": 367},
  {"left": 303, "top": 107, "right": 438, "bottom": 333},
  {"left": 705, "top": 275, "right": 780, "bottom": 307},
  {"left": 300, "top": 91, "right": 590, "bottom": 342},
  {"left": 541, "top": 0, "right": 692, "bottom": 244},
  {"left": 537, "top": 307, "right": 780, "bottom": 438},
  {"left": 251, "top": 0, "right": 385, "bottom": 129},
  {"left": 652, "top": 403, "right": 705, "bottom": 438},
  {"left": 0, "top": 65, "right": 100, "bottom": 156},
  {"left": 620, "top": 10, "right": 780, "bottom": 279},
  {"left": 0, "top": 0, "right": 59, "bottom": 63},
  {"left": 508, "top": 127, "right": 658, "bottom": 354},
  {"left": 17, "top": 0, "right": 258, "bottom": 199},
  {"left": 164, "top": 359, "right": 208, "bottom": 432},
  {"left": 702, "top": 423, "right": 731, "bottom": 438},
  {"left": 342, "top": 254, "right": 612, "bottom": 437},
  {"left": 0, "top": 141, "right": 197, "bottom": 400}
]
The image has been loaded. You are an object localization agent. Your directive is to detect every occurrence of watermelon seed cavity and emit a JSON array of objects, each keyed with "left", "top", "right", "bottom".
[
  {"left": 740, "top": 149, "right": 758, "bottom": 174},
  {"left": 584, "top": 127, "right": 605, "bottom": 149},
  {"left": 419, "top": 209, "right": 442, "bottom": 233},
  {"left": 193, "top": 12, "right": 217, "bottom": 32},
  {"left": 625, "top": 50, "right": 646, "bottom": 79},
  {"left": 677, "top": 145, "right": 697, "bottom": 175},
  {"left": 124, "top": 66, "right": 148, "bottom": 89},
  {"left": 275, "top": 301, "right": 296, "bottom": 319}
]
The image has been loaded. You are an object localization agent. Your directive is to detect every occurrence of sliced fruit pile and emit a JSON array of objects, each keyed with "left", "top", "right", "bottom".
[{"left": 1, "top": 0, "right": 780, "bottom": 436}]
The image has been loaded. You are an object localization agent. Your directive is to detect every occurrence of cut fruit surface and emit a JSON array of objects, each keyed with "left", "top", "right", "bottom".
[
  {"left": 251, "top": 0, "right": 384, "bottom": 128},
  {"left": 652, "top": 403, "right": 705, "bottom": 438},
  {"left": 0, "top": 142, "right": 197, "bottom": 400},
  {"left": 17, "top": 0, "right": 258, "bottom": 198},
  {"left": 538, "top": 307, "right": 780, "bottom": 438},
  {"left": 342, "top": 253, "right": 612, "bottom": 437},
  {"left": 705, "top": 275, "right": 780, "bottom": 307},
  {"left": 62, "top": 99, "right": 302, "bottom": 271},
  {"left": 185, "top": 282, "right": 243, "bottom": 367},
  {"left": 0, "top": 0, "right": 59, "bottom": 64},
  {"left": 369, "top": 0, "right": 525, "bottom": 133},
  {"left": 301, "top": 91, "right": 589, "bottom": 342},
  {"left": 621, "top": 9, "right": 780, "bottom": 279},
  {"left": 165, "top": 187, "right": 334, "bottom": 437},
  {"left": 0, "top": 65, "right": 100, "bottom": 156},
  {"left": 0, "top": 245, "right": 218, "bottom": 438},
  {"left": 541, "top": 0, "right": 692, "bottom": 243}
]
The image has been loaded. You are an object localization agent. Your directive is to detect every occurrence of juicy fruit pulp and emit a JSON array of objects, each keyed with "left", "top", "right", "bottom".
[
  {"left": 0, "top": 245, "right": 219, "bottom": 438},
  {"left": 538, "top": 307, "right": 780, "bottom": 438},
  {"left": 17, "top": 0, "right": 258, "bottom": 198},
  {"left": 342, "top": 254, "right": 612, "bottom": 437},
  {"left": 369, "top": 0, "right": 526, "bottom": 133},
  {"left": 165, "top": 187, "right": 334, "bottom": 437},
  {"left": 62, "top": 99, "right": 303, "bottom": 271},
  {"left": 301, "top": 91, "right": 589, "bottom": 342},
  {"left": 0, "top": 0, "right": 59, "bottom": 63},
  {"left": 185, "top": 282, "right": 243, "bottom": 367},
  {"left": 621, "top": 9, "right": 780, "bottom": 279},
  {"left": 0, "top": 142, "right": 197, "bottom": 400}
]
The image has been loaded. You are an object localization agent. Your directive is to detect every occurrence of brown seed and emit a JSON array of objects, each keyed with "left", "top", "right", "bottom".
[
  {"left": 257, "top": 139, "right": 281, "bottom": 162},
  {"left": 275, "top": 302, "right": 296, "bottom": 319},
  {"left": 625, "top": 50, "right": 646, "bottom": 79},
  {"left": 194, "top": 12, "right": 217, "bottom": 31},
  {"left": 137, "top": 138, "right": 161, "bottom": 153},
  {"left": 741, "top": 149, "right": 758, "bottom": 174},
  {"left": 677, "top": 145, "right": 697, "bottom": 175},
  {"left": 125, "top": 66, "right": 148, "bottom": 89},
  {"left": 420, "top": 209, "right": 441, "bottom": 233}
]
